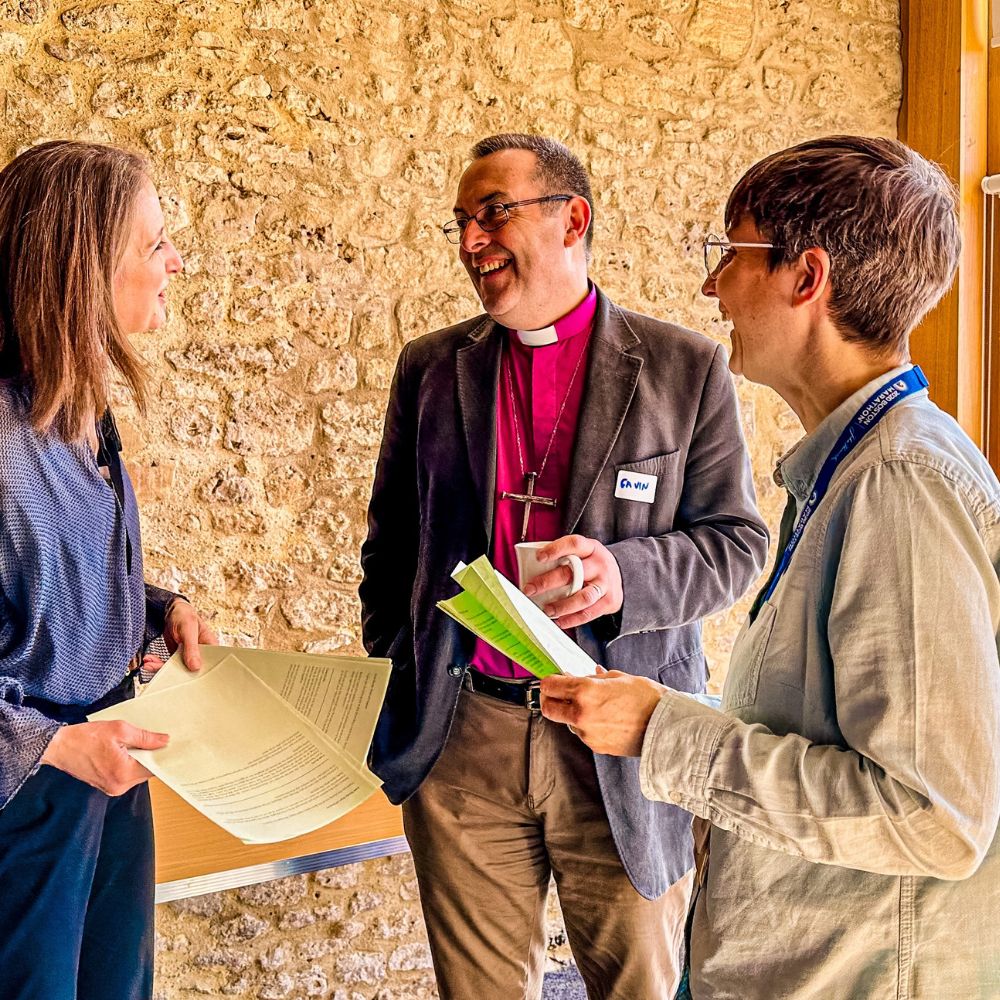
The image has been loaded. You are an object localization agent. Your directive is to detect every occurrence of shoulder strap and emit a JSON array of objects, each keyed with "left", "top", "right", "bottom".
[{"left": 96, "top": 408, "right": 133, "bottom": 575}]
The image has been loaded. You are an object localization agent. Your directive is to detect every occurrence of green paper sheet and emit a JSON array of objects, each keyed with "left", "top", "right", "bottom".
[{"left": 437, "top": 555, "right": 599, "bottom": 679}]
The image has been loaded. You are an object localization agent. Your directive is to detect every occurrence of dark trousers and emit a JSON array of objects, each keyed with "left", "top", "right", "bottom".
[{"left": 0, "top": 764, "right": 154, "bottom": 1000}]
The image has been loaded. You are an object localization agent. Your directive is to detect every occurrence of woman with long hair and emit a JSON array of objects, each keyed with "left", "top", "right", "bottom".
[{"left": 0, "top": 140, "right": 215, "bottom": 1000}]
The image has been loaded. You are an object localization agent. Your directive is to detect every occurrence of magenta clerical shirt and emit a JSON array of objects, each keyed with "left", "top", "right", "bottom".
[{"left": 471, "top": 284, "right": 597, "bottom": 679}]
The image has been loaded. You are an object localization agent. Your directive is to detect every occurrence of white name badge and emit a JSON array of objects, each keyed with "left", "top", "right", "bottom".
[{"left": 615, "top": 470, "right": 657, "bottom": 504}]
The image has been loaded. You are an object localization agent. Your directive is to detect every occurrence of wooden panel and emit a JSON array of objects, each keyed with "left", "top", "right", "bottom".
[
  {"left": 152, "top": 779, "right": 403, "bottom": 884},
  {"left": 899, "top": 0, "right": 989, "bottom": 443},
  {"left": 984, "top": 25, "right": 1000, "bottom": 470}
]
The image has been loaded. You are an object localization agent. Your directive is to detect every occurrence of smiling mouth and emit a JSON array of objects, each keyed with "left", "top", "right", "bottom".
[{"left": 477, "top": 259, "right": 510, "bottom": 275}]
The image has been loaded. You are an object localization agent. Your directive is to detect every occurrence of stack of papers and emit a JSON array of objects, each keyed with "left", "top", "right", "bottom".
[
  {"left": 437, "top": 556, "right": 598, "bottom": 678},
  {"left": 91, "top": 647, "right": 391, "bottom": 844}
]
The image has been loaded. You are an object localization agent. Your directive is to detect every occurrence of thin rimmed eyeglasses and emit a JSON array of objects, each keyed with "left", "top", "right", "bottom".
[
  {"left": 703, "top": 233, "right": 779, "bottom": 276},
  {"left": 442, "top": 195, "right": 574, "bottom": 244}
]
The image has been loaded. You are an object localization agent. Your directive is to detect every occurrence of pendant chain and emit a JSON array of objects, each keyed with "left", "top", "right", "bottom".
[{"left": 503, "top": 338, "right": 587, "bottom": 482}]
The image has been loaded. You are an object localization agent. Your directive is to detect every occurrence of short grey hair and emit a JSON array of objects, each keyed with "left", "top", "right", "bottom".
[
  {"left": 725, "top": 135, "right": 961, "bottom": 357},
  {"left": 471, "top": 133, "right": 594, "bottom": 254}
]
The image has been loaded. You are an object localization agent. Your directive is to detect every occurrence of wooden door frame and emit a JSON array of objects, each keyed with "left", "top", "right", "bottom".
[
  {"left": 984, "top": 16, "right": 1000, "bottom": 468},
  {"left": 899, "top": 0, "right": 993, "bottom": 449}
]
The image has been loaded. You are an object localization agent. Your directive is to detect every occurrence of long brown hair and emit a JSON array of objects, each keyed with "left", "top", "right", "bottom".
[{"left": 0, "top": 140, "right": 149, "bottom": 439}]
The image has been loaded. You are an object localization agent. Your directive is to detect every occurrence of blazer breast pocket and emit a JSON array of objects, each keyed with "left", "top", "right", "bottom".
[{"left": 613, "top": 449, "right": 681, "bottom": 537}]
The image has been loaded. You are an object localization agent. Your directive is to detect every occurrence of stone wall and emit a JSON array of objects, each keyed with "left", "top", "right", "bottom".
[{"left": 0, "top": 0, "right": 900, "bottom": 996}]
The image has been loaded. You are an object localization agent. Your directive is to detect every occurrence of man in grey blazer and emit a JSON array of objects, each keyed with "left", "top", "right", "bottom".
[{"left": 360, "top": 133, "right": 767, "bottom": 999}]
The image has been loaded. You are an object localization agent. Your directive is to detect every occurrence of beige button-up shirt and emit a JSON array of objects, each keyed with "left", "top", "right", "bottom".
[{"left": 641, "top": 367, "right": 1000, "bottom": 999}]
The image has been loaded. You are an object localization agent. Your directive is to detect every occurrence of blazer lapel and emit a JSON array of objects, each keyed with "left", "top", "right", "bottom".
[
  {"left": 456, "top": 318, "right": 502, "bottom": 541},
  {"left": 563, "top": 291, "right": 643, "bottom": 534}
]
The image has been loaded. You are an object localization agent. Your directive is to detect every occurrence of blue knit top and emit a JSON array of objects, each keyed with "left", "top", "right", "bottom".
[{"left": 0, "top": 382, "right": 147, "bottom": 807}]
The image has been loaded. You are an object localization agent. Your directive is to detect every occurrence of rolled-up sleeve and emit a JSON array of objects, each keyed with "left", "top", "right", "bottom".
[{"left": 640, "top": 461, "right": 1000, "bottom": 880}]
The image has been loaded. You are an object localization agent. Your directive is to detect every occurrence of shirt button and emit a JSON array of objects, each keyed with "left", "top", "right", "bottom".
[{"left": 447, "top": 664, "right": 464, "bottom": 677}]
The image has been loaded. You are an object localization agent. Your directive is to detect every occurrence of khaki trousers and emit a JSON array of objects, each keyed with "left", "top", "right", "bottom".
[{"left": 402, "top": 688, "right": 693, "bottom": 1000}]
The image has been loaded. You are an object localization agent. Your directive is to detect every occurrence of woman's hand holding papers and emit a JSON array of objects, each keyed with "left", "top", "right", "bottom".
[
  {"left": 523, "top": 535, "right": 623, "bottom": 628},
  {"left": 158, "top": 598, "right": 219, "bottom": 673},
  {"left": 540, "top": 670, "right": 665, "bottom": 756},
  {"left": 40, "top": 720, "right": 170, "bottom": 795},
  {"left": 42, "top": 599, "right": 213, "bottom": 794}
]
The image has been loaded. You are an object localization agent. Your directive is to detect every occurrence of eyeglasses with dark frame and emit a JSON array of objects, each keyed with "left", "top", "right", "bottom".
[
  {"left": 442, "top": 195, "right": 574, "bottom": 244},
  {"left": 703, "top": 233, "right": 779, "bottom": 277}
]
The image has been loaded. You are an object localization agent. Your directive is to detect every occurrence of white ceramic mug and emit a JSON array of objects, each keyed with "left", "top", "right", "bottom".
[{"left": 514, "top": 541, "right": 584, "bottom": 607}]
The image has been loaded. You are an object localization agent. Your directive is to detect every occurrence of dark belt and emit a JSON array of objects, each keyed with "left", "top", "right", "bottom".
[
  {"left": 21, "top": 670, "right": 137, "bottom": 725},
  {"left": 464, "top": 669, "right": 541, "bottom": 711}
]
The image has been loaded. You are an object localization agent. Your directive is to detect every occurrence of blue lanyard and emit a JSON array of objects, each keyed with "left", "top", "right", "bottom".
[{"left": 761, "top": 366, "right": 929, "bottom": 605}]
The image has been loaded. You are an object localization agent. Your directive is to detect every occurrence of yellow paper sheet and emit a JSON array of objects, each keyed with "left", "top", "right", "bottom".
[
  {"left": 91, "top": 650, "right": 390, "bottom": 844},
  {"left": 147, "top": 646, "right": 390, "bottom": 766}
]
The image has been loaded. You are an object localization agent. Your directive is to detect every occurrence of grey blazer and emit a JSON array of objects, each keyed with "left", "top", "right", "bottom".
[{"left": 360, "top": 288, "right": 768, "bottom": 899}]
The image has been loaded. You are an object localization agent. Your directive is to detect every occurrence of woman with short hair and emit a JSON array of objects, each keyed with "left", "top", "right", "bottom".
[{"left": 0, "top": 140, "right": 215, "bottom": 1000}]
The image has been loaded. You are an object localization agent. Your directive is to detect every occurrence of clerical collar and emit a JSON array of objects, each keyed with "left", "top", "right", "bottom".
[{"left": 512, "top": 284, "right": 597, "bottom": 347}]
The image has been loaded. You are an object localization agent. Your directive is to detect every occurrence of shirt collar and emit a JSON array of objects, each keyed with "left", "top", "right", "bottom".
[
  {"left": 776, "top": 363, "right": 921, "bottom": 500},
  {"left": 511, "top": 283, "right": 597, "bottom": 347}
]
